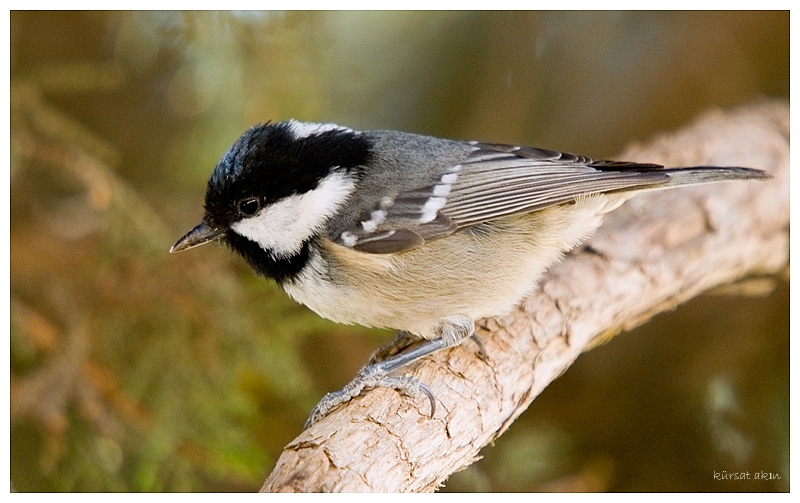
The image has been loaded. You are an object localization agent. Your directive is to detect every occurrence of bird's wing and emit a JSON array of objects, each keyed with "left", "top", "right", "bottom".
[{"left": 334, "top": 142, "right": 670, "bottom": 254}]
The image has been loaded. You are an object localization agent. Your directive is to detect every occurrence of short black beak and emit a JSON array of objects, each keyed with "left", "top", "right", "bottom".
[{"left": 170, "top": 221, "right": 225, "bottom": 253}]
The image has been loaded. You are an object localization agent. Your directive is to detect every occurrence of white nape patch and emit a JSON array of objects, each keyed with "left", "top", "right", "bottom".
[
  {"left": 286, "top": 119, "right": 353, "bottom": 139},
  {"left": 231, "top": 170, "right": 356, "bottom": 258}
]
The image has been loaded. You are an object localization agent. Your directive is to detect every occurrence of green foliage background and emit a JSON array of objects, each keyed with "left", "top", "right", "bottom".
[{"left": 9, "top": 11, "right": 788, "bottom": 492}]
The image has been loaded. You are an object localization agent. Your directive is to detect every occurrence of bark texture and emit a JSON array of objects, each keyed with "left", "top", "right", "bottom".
[{"left": 261, "top": 100, "right": 789, "bottom": 492}]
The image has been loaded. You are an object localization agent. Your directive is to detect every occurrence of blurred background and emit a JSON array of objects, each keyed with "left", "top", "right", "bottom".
[{"left": 9, "top": 11, "right": 788, "bottom": 492}]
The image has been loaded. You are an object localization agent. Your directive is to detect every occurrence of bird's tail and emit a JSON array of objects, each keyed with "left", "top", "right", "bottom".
[{"left": 658, "top": 166, "right": 769, "bottom": 188}]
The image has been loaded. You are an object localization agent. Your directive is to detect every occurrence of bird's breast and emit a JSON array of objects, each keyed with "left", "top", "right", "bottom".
[{"left": 281, "top": 194, "right": 621, "bottom": 339}]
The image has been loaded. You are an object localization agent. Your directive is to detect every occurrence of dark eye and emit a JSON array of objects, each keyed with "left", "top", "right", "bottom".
[{"left": 238, "top": 197, "right": 261, "bottom": 217}]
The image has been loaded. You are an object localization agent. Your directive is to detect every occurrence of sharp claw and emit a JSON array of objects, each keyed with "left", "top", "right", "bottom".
[
  {"left": 418, "top": 382, "right": 436, "bottom": 418},
  {"left": 469, "top": 333, "right": 489, "bottom": 361}
]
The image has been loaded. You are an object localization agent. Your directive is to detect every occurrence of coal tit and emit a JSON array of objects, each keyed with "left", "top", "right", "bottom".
[{"left": 171, "top": 120, "right": 766, "bottom": 427}]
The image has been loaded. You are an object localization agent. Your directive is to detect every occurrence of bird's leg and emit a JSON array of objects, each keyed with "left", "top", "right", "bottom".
[
  {"left": 369, "top": 329, "right": 486, "bottom": 366},
  {"left": 367, "top": 330, "right": 421, "bottom": 364},
  {"left": 303, "top": 316, "right": 483, "bottom": 430}
]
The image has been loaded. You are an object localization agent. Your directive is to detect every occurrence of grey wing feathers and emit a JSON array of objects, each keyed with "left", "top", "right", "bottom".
[
  {"left": 335, "top": 142, "right": 766, "bottom": 254},
  {"left": 442, "top": 148, "right": 670, "bottom": 227}
]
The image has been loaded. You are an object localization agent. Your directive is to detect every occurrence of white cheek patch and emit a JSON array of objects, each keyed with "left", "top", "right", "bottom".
[
  {"left": 287, "top": 120, "right": 354, "bottom": 139},
  {"left": 231, "top": 171, "right": 356, "bottom": 258}
]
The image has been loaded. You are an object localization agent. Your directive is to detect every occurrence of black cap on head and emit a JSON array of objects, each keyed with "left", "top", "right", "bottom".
[{"left": 202, "top": 122, "right": 371, "bottom": 231}]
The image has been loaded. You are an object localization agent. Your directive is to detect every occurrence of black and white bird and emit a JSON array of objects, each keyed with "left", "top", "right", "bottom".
[{"left": 171, "top": 120, "right": 766, "bottom": 427}]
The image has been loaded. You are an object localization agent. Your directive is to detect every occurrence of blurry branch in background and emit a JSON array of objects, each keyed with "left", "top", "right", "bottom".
[
  {"left": 10, "top": 66, "right": 168, "bottom": 467},
  {"left": 11, "top": 67, "right": 172, "bottom": 251},
  {"left": 262, "top": 100, "right": 789, "bottom": 492},
  {"left": 13, "top": 62, "right": 123, "bottom": 164}
]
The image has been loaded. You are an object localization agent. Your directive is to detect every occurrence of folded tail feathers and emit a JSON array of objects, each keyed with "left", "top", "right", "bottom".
[{"left": 659, "top": 166, "right": 770, "bottom": 187}]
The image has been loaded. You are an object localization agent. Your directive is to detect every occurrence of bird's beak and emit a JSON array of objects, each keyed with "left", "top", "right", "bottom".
[{"left": 170, "top": 221, "right": 225, "bottom": 253}]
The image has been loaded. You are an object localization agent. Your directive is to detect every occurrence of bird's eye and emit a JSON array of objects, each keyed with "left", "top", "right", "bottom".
[{"left": 238, "top": 197, "right": 261, "bottom": 217}]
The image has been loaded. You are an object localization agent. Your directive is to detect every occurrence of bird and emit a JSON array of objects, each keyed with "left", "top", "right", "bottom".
[{"left": 170, "top": 119, "right": 767, "bottom": 428}]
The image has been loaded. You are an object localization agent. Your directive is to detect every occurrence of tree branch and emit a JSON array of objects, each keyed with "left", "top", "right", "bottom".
[{"left": 261, "top": 100, "right": 789, "bottom": 493}]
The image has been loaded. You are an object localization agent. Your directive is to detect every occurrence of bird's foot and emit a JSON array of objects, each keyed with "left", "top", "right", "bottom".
[
  {"left": 303, "top": 323, "right": 487, "bottom": 429},
  {"left": 303, "top": 366, "right": 435, "bottom": 430}
]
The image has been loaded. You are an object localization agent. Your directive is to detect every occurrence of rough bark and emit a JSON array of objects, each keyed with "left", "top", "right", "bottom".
[{"left": 261, "top": 100, "right": 789, "bottom": 493}]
